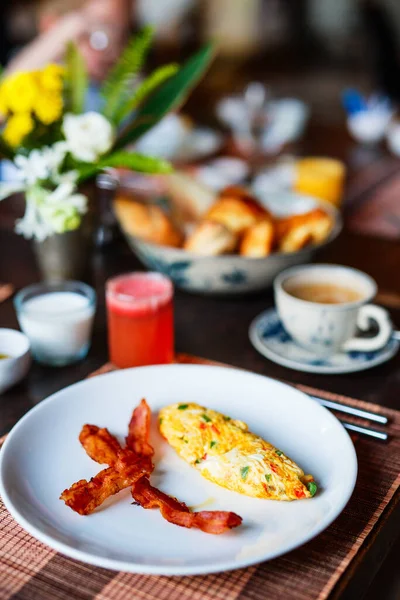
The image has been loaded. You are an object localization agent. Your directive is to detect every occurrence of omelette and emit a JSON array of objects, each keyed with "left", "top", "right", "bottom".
[{"left": 159, "top": 403, "right": 317, "bottom": 501}]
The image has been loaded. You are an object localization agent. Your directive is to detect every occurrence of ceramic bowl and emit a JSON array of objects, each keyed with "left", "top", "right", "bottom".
[
  {"left": 0, "top": 329, "right": 31, "bottom": 394},
  {"left": 121, "top": 203, "right": 342, "bottom": 295}
]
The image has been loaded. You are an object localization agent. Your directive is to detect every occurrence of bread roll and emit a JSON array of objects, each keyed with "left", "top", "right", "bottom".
[
  {"left": 163, "top": 172, "right": 216, "bottom": 225},
  {"left": 183, "top": 221, "right": 237, "bottom": 256},
  {"left": 240, "top": 219, "right": 275, "bottom": 258},
  {"left": 276, "top": 208, "right": 334, "bottom": 253},
  {"left": 114, "top": 195, "right": 182, "bottom": 247},
  {"left": 206, "top": 187, "right": 268, "bottom": 235}
]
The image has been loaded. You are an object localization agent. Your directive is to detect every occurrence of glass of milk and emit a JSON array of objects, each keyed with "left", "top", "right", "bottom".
[{"left": 14, "top": 281, "right": 96, "bottom": 367}]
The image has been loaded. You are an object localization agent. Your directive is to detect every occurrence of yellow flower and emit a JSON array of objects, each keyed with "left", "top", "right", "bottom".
[
  {"left": 39, "top": 64, "right": 65, "bottom": 92},
  {"left": 34, "top": 92, "right": 63, "bottom": 125},
  {"left": 0, "top": 79, "right": 11, "bottom": 116},
  {"left": 5, "top": 72, "right": 39, "bottom": 114},
  {"left": 3, "top": 113, "right": 34, "bottom": 147}
]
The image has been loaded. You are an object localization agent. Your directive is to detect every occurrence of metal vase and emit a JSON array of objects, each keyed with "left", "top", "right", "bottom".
[
  {"left": 33, "top": 220, "right": 93, "bottom": 282},
  {"left": 31, "top": 176, "right": 117, "bottom": 282},
  {"left": 34, "top": 227, "right": 91, "bottom": 282}
]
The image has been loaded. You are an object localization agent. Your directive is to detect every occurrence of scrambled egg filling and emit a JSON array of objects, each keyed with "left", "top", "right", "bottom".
[{"left": 159, "top": 403, "right": 316, "bottom": 501}]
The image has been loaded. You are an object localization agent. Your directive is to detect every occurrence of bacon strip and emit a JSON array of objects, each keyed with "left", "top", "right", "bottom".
[
  {"left": 131, "top": 478, "right": 242, "bottom": 534},
  {"left": 79, "top": 425, "right": 122, "bottom": 466},
  {"left": 126, "top": 398, "right": 154, "bottom": 457},
  {"left": 60, "top": 456, "right": 152, "bottom": 515}
]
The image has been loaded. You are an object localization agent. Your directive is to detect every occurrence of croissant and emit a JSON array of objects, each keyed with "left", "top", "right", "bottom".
[
  {"left": 114, "top": 196, "right": 182, "bottom": 247},
  {"left": 206, "top": 186, "right": 269, "bottom": 235},
  {"left": 183, "top": 221, "right": 237, "bottom": 256},
  {"left": 240, "top": 218, "right": 275, "bottom": 258},
  {"left": 276, "top": 208, "right": 334, "bottom": 253}
]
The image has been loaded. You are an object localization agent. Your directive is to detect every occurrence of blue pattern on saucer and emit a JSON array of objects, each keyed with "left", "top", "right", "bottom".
[{"left": 250, "top": 308, "right": 399, "bottom": 374}]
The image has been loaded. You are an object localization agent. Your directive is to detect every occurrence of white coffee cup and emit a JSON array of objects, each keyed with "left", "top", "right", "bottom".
[{"left": 274, "top": 264, "right": 393, "bottom": 358}]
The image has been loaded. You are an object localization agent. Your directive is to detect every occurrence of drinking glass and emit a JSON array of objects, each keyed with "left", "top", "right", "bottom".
[
  {"left": 106, "top": 272, "right": 174, "bottom": 368},
  {"left": 14, "top": 281, "right": 96, "bottom": 367}
]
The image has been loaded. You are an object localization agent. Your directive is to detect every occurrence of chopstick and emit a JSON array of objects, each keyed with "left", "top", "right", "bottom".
[
  {"left": 307, "top": 395, "right": 388, "bottom": 440},
  {"left": 309, "top": 396, "right": 388, "bottom": 425},
  {"left": 341, "top": 421, "right": 388, "bottom": 441}
]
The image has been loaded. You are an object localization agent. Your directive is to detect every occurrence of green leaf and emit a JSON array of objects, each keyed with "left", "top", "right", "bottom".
[
  {"left": 99, "top": 151, "right": 172, "bottom": 173},
  {"left": 65, "top": 42, "right": 88, "bottom": 114},
  {"left": 275, "top": 450, "right": 282, "bottom": 456},
  {"left": 75, "top": 150, "right": 172, "bottom": 184},
  {"left": 265, "top": 474, "right": 271, "bottom": 482},
  {"left": 116, "top": 63, "right": 179, "bottom": 124},
  {"left": 0, "top": 136, "right": 15, "bottom": 160},
  {"left": 201, "top": 414, "right": 211, "bottom": 423},
  {"left": 178, "top": 404, "right": 189, "bottom": 410},
  {"left": 240, "top": 466, "right": 249, "bottom": 481},
  {"left": 210, "top": 441, "right": 217, "bottom": 449},
  {"left": 101, "top": 27, "right": 154, "bottom": 125},
  {"left": 114, "top": 43, "right": 215, "bottom": 150},
  {"left": 307, "top": 482, "right": 318, "bottom": 497}
]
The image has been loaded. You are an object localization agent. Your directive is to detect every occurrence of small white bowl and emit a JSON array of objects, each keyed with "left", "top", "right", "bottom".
[{"left": 0, "top": 329, "right": 31, "bottom": 394}]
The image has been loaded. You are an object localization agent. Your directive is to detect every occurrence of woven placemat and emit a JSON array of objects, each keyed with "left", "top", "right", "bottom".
[{"left": 1, "top": 354, "right": 399, "bottom": 600}]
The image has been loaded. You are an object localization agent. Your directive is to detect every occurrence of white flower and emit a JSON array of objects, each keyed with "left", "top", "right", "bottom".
[
  {"left": 63, "top": 112, "right": 114, "bottom": 163},
  {"left": 15, "top": 151, "right": 49, "bottom": 185},
  {"left": 56, "top": 170, "right": 79, "bottom": 185},
  {"left": 15, "top": 186, "right": 52, "bottom": 241},
  {"left": 13, "top": 144, "right": 69, "bottom": 186},
  {"left": 0, "top": 182, "right": 25, "bottom": 201},
  {"left": 42, "top": 142, "right": 69, "bottom": 178},
  {"left": 16, "top": 182, "right": 88, "bottom": 241}
]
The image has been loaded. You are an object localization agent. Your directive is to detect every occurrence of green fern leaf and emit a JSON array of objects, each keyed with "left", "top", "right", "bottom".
[
  {"left": 116, "top": 63, "right": 179, "bottom": 124},
  {"left": 65, "top": 42, "right": 88, "bottom": 114},
  {"left": 114, "top": 43, "right": 215, "bottom": 150},
  {"left": 101, "top": 27, "right": 154, "bottom": 124}
]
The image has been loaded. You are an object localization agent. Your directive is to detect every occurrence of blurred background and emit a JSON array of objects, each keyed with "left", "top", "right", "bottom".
[
  {"left": 2, "top": 0, "right": 400, "bottom": 122},
  {"left": 2, "top": 0, "right": 400, "bottom": 243}
]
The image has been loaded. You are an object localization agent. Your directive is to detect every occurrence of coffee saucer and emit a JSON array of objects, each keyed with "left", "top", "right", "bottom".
[{"left": 249, "top": 308, "right": 399, "bottom": 374}]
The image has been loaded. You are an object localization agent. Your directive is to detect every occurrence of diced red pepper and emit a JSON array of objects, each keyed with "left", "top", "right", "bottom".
[
  {"left": 294, "top": 488, "right": 306, "bottom": 499},
  {"left": 199, "top": 423, "right": 206, "bottom": 430},
  {"left": 211, "top": 424, "right": 220, "bottom": 435},
  {"left": 202, "top": 453, "right": 208, "bottom": 461},
  {"left": 270, "top": 463, "right": 278, "bottom": 473}
]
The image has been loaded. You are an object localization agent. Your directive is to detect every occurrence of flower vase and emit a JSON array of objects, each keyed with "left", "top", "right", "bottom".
[
  {"left": 33, "top": 224, "right": 93, "bottom": 282},
  {"left": 32, "top": 182, "right": 95, "bottom": 282}
]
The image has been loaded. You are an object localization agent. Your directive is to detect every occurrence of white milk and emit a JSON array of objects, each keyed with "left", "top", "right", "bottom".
[{"left": 19, "top": 292, "right": 95, "bottom": 364}]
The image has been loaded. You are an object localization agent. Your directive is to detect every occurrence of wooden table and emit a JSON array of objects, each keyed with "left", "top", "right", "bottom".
[{"left": 0, "top": 126, "right": 399, "bottom": 598}]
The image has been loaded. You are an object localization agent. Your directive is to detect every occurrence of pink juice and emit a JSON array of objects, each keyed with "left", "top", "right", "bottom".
[{"left": 106, "top": 273, "right": 174, "bottom": 368}]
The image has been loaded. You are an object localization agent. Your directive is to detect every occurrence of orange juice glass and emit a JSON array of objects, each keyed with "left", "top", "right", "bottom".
[
  {"left": 106, "top": 272, "right": 174, "bottom": 368},
  {"left": 294, "top": 157, "right": 346, "bottom": 207}
]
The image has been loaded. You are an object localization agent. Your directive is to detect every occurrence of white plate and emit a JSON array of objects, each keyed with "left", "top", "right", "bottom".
[
  {"left": 250, "top": 308, "right": 399, "bottom": 374},
  {"left": 0, "top": 365, "right": 357, "bottom": 576}
]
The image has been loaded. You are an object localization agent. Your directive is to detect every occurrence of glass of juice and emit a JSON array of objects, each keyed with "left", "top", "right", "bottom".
[{"left": 106, "top": 272, "right": 174, "bottom": 368}]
